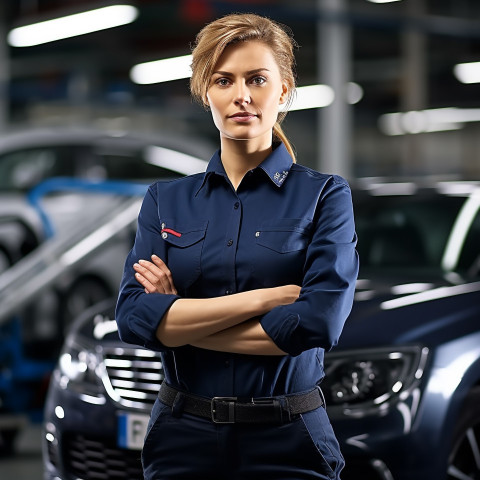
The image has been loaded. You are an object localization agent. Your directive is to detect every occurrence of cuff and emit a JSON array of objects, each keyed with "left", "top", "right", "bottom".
[
  {"left": 260, "top": 308, "right": 301, "bottom": 356},
  {"left": 126, "top": 293, "right": 180, "bottom": 351}
]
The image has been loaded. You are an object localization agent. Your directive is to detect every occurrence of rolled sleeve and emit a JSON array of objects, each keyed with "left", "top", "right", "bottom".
[
  {"left": 260, "top": 178, "right": 359, "bottom": 356},
  {"left": 115, "top": 184, "right": 180, "bottom": 352}
]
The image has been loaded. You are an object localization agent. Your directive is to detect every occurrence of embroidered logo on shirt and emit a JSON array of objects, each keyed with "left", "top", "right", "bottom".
[{"left": 273, "top": 170, "right": 289, "bottom": 184}]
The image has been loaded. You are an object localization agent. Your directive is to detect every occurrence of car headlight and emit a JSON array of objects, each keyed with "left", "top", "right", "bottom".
[
  {"left": 322, "top": 346, "right": 429, "bottom": 416},
  {"left": 57, "top": 335, "right": 104, "bottom": 396}
]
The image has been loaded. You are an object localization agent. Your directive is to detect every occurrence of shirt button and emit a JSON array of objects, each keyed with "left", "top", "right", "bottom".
[
  {"left": 225, "top": 360, "right": 230, "bottom": 368},
  {"left": 227, "top": 239, "right": 233, "bottom": 246},
  {"left": 162, "top": 232, "right": 168, "bottom": 239},
  {"left": 255, "top": 231, "right": 260, "bottom": 237},
  {"left": 234, "top": 202, "right": 239, "bottom": 209},
  {"left": 225, "top": 290, "right": 232, "bottom": 295}
]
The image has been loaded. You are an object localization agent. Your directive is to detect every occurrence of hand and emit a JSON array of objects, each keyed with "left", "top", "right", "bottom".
[
  {"left": 269, "top": 284, "right": 301, "bottom": 307},
  {"left": 133, "top": 255, "right": 177, "bottom": 295},
  {"left": 255, "top": 284, "right": 301, "bottom": 313}
]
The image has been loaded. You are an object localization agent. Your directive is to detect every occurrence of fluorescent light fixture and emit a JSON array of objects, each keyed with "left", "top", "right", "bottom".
[
  {"left": 347, "top": 82, "right": 364, "bottom": 104},
  {"left": 436, "top": 181, "right": 480, "bottom": 196},
  {"left": 453, "top": 61, "right": 480, "bottom": 84},
  {"left": 363, "top": 182, "right": 417, "bottom": 196},
  {"left": 8, "top": 4, "right": 138, "bottom": 47},
  {"left": 130, "top": 55, "right": 193, "bottom": 85},
  {"left": 281, "top": 84, "right": 335, "bottom": 112},
  {"left": 130, "top": 53, "right": 340, "bottom": 111},
  {"left": 367, "top": 0, "right": 402, "bottom": 3},
  {"left": 378, "top": 107, "right": 480, "bottom": 136}
]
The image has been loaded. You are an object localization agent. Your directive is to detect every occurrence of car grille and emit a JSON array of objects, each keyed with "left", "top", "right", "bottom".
[
  {"left": 63, "top": 433, "right": 143, "bottom": 480},
  {"left": 103, "top": 347, "right": 163, "bottom": 409}
]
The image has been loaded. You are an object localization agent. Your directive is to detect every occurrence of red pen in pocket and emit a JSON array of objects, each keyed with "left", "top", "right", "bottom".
[{"left": 161, "top": 228, "right": 182, "bottom": 237}]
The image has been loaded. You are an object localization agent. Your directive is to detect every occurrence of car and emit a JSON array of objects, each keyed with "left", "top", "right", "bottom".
[
  {"left": 0, "top": 126, "right": 212, "bottom": 322},
  {"left": 42, "top": 179, "right": 480, "bottom": 480},
  {"left": 323, "top": 179, "right": 480, "bottom": 480},
  {"left": 0, "top": 126, "right": 210, "bottom": 454},
  {"left": 0, "top": 126, "right": 212, "bottom": 323}
]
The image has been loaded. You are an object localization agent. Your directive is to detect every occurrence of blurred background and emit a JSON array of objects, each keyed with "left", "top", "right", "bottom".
[
  {"left": 1, "top": 0, "right": 479, "bottom": 179},
  {"left": 0, "top": 1, "right": 480, "bottom": 479}
]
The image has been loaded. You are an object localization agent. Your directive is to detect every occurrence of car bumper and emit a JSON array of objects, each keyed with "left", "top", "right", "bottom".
[
  {"left": 42, "top": 374, "right": 150, "bottom": 480},
  {"left": 332, "top": 405, "right": 447, "bottom": 480}
]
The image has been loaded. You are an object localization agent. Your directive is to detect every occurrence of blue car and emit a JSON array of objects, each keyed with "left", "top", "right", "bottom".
[{"left": 42, "top": 180, "right": 480, "bottom": 480}]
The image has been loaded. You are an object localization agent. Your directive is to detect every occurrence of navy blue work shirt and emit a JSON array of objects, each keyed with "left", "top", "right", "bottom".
[{"left": 116, "top": 142, "right": 359, "bottom": 398}]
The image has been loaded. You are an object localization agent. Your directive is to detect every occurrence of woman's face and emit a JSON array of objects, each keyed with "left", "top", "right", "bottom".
[{"left": 206, "top": 40, "right": 288, "bottom": 148}]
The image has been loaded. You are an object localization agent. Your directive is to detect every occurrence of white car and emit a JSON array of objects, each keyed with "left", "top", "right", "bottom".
[{"left": 0, "top": 127, "right": 210, "bottom": 453}]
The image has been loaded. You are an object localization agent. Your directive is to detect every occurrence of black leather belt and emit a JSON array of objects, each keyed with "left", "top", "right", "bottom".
[{"left": 158, "top": 383, "right": 324, "bottom": 424}]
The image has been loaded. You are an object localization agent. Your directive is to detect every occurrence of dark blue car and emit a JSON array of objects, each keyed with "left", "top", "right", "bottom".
[{"left": 42, "top": 180, "right": 480, "bottom": 480}]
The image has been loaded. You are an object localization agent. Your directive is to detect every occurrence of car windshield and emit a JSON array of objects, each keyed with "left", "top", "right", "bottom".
[{"left": 354, "top": 194, "right": 467, "bottom": 273}]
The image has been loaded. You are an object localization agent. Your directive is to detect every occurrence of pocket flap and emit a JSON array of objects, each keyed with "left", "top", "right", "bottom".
[
  {"left": 256, "top": 218, "right": 312, "bottom": 253},
  {"left": 161, "top": 219, "right": 207, "bottom": 248}
]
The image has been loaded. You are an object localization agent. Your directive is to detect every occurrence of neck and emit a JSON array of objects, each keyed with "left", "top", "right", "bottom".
[{"left": 219, "top": 135, "right": 273, "bottom": 190}]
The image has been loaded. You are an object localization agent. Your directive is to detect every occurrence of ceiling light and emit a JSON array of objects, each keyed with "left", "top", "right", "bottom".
[
  {"left": 8, "top": 4, "right": 138, "bottom": 47},
  {"left": 367, "top": 0, "right": 402, "bottom": 3},
  {"left": 378, "top": 107, "right": 480, "bottom": 135},
  {"left": 453, "top": 61, "right": 480, "bottom": 84},
  {"left": 130, "top": 55, "right": 336, "bottom": 111},
  {"left": 362, "top": 182, "right": 417, "bottom": 196},
  {"left": 281, "top": 84, "right": 335, "bottom": 112},
  {"left": 346, "top": 82, "right": 364, "bottom": 104},
  {"left": 130, "top": 55, "right": 192, "bottom": 85}
]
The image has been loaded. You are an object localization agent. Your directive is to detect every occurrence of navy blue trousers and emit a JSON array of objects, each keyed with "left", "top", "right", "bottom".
[{"left": 142, "top": 399, "right": 345, "bottom": 480}]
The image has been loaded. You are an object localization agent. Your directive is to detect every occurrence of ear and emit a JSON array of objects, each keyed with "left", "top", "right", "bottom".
[{"left": 279, "top": 82, "right": 289, "bottom": 105}]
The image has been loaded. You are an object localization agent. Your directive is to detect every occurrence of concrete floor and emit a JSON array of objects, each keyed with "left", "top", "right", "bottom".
[{"left": 0, "top": 423, "right": 44, "bottom": 480}]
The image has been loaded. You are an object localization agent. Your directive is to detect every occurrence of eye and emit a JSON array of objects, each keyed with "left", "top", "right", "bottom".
[
  {"left": 215, "top": 77, "right": 231, "bottom": 87},
  {"left": 250, "top": 76, "right": 267, "bottom": 85}
]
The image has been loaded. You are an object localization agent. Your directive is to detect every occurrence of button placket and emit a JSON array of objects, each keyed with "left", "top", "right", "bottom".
[{"left": 222, "top": 196, "right": 241, "bottom": 297}]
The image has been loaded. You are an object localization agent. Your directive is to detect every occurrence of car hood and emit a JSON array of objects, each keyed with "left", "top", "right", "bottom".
[
  {"left": 70, "top": 298, "right": 121, "bottom": 344},
  {"left": 69, "top": 274, "right": 480, "bottom": 353},
  {"left": 338, "top": 271, "right": 480, "bottom": 350}
]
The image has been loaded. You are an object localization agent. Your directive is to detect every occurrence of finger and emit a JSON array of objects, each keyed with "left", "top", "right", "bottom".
[
  {"left": 134, "top": 272, "right": 157, "bottom": 294},
  {"left": 135, "top": 260, "right": 176, "bottom": 294},
  {"left": 151, "top": 255, "right": 177, "bottom": 294},
  {"left": 134, "top": 262, "right": 170, "bottom": 293},
  {"left": 137, "top": 260, "right": 173, "bottom": 293}
]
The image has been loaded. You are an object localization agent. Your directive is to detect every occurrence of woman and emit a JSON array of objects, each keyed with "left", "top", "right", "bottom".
[{"left": 116, "top": 13, "right": 358, "bottom": 480}]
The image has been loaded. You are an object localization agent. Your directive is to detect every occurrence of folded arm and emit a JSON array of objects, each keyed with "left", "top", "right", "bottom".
[
  {"left": 190, "top": 319, "right": 286, "bottom": 355},
  {"left": 134, "top": 255, "right": 298, "bottom": 349}
]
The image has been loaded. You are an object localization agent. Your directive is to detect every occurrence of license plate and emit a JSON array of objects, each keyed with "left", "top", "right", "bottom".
[{"left": 117, "top": 412, "right": 150, "bottom": 450}]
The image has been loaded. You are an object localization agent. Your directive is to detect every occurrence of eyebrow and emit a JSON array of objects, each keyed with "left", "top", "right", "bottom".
[{"left": 212, "top": 68, "right": 271, "bottom": 76}]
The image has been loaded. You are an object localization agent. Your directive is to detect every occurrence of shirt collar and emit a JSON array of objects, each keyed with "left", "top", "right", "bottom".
[
  {"left": 196, "top": 142, "right": 294, "bottom": 195},
  {"left": 258, "top": 142, "right": 294, "bottom": 187}
]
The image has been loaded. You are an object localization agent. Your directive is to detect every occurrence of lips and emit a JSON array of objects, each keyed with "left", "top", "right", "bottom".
[{"left": 229, "top": 112, "right": 257, "bottom": 120}]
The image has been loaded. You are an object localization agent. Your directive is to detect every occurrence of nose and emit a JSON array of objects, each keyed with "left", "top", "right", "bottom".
[{"left": 234, "top": 83, "right": 251, "bottom": 106}]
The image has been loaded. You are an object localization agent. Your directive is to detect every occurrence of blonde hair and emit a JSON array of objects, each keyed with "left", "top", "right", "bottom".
[{"left": 190, "top": 13, "right": 298, "bottom": 162}]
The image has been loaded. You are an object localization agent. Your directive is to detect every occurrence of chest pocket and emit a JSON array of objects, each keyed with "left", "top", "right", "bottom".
[
  {"left": 253, "top": 218, "right": 312, "bottom": 286},
  {"left": 161, "top": 219, "right": 208, "bottom": 290}
]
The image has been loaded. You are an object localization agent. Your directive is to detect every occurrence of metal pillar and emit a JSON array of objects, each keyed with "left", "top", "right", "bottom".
[
  {"left": 400, "top": 0, "right": 427, "bottom": 175},
  {"left": 317, "top": 0, "right": 353, "bottom": 179}
]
